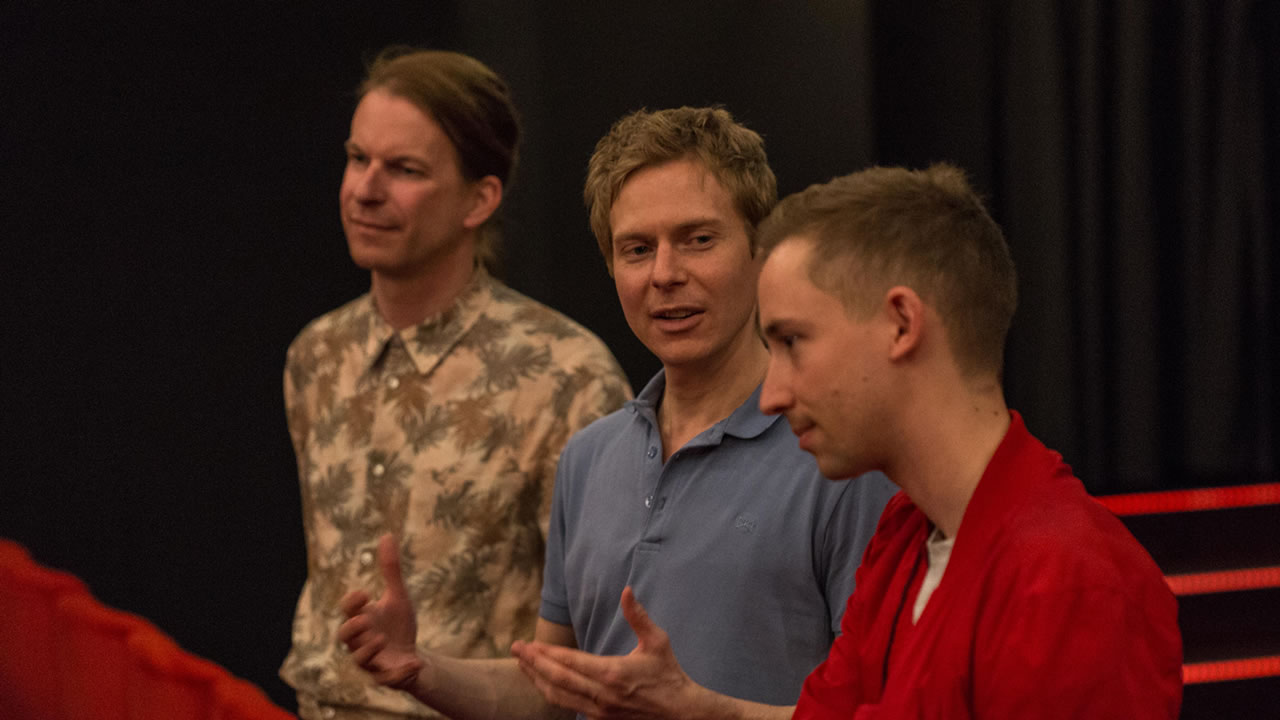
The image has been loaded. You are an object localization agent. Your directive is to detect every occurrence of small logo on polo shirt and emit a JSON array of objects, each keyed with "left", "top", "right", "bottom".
[{"left": 734, "top": 513, "right": 757, "bottom": 534}]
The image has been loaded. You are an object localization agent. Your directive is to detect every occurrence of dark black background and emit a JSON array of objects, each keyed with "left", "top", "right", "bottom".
[{"left": 2, "top": 1, "right": 1275, "bottom": 710}]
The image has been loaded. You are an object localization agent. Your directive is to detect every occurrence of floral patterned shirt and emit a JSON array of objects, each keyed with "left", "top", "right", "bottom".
[{"left": 279, "top": 269, "right": 631, "bottom": 718}]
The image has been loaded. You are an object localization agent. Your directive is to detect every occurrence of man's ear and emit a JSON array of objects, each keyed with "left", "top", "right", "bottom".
[
  {"left": 884, "top": 285, "right": 925, "bottom": 362},
  {"left": 462, "top": 175, "right": 503, "bottom": 230}
]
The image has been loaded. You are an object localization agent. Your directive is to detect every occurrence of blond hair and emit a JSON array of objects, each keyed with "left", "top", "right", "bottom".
[
  {"left": 759, "top": 164, "right": 1017, "bottom": 378},
  {"left": 584, "top": 106, "right": 776, "bottom": 272}
]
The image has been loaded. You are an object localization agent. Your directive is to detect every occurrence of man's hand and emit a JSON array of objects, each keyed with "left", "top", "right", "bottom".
[
  {"left": 511, "top": 586, "right": 696, "bottom": 719},
  {"left": 338, "top": 533, "right": 424, "bottom": 692}
]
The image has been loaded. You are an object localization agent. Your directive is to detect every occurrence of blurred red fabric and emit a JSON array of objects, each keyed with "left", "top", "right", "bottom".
[{"left": 0, "top": 538, "right": 89, "bottom": 720}]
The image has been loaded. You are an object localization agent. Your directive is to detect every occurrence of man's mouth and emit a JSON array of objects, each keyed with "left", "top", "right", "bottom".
[
  {"left": 787, "top": 418, "right": 816, "bottom": 447},
  {"left": 349, "top": 217, "right": 396, "bottom": 231}
]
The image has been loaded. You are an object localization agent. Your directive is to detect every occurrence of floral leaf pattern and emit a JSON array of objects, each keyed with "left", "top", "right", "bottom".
[
  {"left": 279, "top": 271, "right": 632, "bottom": 716},
  {"left": 475, "top": 342, "right": 552, "bottom": 393},
  {"left": 512, "top": 303, "right": 580, "bottom": 340}
]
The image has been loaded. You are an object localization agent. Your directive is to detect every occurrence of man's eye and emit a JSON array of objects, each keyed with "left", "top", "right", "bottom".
[
  {"left": 625, "top": 245, "right": 651, "bottom": 257},
  {"left": 691, "top": 234, "right": 713, "bottom": 245}
]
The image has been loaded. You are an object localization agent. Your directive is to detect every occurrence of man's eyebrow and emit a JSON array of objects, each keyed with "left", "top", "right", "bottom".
[
  {"left": 613, "top": 217, "right": 730, "bottom": 248},
  {"left": 675, "top": 217, "right": 726, "bottom": 234},
  {"left": 343, "top": 139, "right": 428, "bottom": 158},
  {"left": 612, "top": 229, "right": 651, "bottom": 246}
]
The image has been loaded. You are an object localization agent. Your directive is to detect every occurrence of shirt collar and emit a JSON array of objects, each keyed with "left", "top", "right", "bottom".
[
  {"left": 357, "top": 267, "right": 496, "bottom": 378},
  {"left": 626, "top": 369, "right": 780, "bottom": 448},
  {"left": 952, "top": 410, "right": 1069, "bottom": 546}
]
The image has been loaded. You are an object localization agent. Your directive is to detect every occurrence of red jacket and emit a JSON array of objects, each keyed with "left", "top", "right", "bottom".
[{"left": 795, "top": 412, "right": 1182, "bottom": 719}]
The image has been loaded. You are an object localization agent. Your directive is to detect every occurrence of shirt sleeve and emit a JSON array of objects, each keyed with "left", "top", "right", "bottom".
[
  {"left": 794, "top": 562, "right": 877, "bottom": 720},
  {"left": 971, "top": 554, "right": 1183, "bottom": 719},
  {"left": 819, "top": 471, "right": 899, "bottom": 633},
  {"left": 535, "top": 360, "right": 632, "bottom": 540},
  {"left": 538, "top": 437, "right": 578, "bottom": 627},
  {"left": 534, "top": 343, "right": 629, "bottom": 629},
  {"left": 282, "top": 336, "right": 314, "bottom": 474},
  {"left": 797, "top": 491, "right": 913, "bottom": 720}
]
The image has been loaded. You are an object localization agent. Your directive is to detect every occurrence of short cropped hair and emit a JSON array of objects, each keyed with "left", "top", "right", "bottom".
[
  {"left": 584, "top": 106, "right": 777, "bottom": 272},
  {"left": 758, "top": 164, "right": 1017, "bottom": 379},
  {"left": 359, "top": 47, "right": 521, "bottom": 272}
]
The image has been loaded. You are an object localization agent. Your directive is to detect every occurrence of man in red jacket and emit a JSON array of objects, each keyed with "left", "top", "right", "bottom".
[{"left": 755, "top": 163, "right": 1182, "bottom": 719}]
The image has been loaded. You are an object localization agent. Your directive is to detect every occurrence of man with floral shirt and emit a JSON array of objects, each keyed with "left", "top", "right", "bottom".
[{"left": 279, "top": 47, "right": 630, "bottom": 720}]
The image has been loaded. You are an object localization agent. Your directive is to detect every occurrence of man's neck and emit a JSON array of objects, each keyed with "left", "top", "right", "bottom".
[
  {"left": 370, "top": 251, "right": 476, "bottom": 331},
  {"left": 890, "top": 377, "right": 1011, "bottom": 539},
  {"left": 656, "top": 327, "right": 769, "bottom": 461}
]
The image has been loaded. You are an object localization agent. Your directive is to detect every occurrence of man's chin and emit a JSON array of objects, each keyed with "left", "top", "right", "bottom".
[
  {"left": 815, "top": 456, "right": 860, "bottom": 481},
  {"left": 347, "top": 247, "right": 394, "bottom": 273}
]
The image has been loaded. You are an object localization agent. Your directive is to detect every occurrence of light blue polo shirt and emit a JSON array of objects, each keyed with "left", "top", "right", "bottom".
[{"left": 540, "top": 371, "right": 897, "bottom": 706}]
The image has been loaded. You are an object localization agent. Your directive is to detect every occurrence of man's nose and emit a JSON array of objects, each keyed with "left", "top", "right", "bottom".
[
  {"left": 650, "top": 242, "right": 687, "bottom": 287},
  {"left": 759, "top": 361, "right": 793, "bottom": 416},
  {"left": 352, "top": 165, "right": 386, "bottom": 203}
]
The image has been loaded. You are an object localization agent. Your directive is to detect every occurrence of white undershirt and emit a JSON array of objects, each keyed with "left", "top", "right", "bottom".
[{"left": 912, "top": 525, "right": 955, "bottom": 623}]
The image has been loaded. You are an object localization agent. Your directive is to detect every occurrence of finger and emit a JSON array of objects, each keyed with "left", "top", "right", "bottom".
[
  {"left": 521, "top": 644, "right": 605, "bottom": 695},
  {"left": 521, "top": 642, "right": 616, "bottom": 682},
  {"left": 509, "top": 639, "right": 529, "bottom": 661},
  {"left": 337, "top": 613, "right": 371, "bottom": 644},
  {"left": 340, "top": 589, "right": 370, "bottom": 618},
  {"left": 378, "top": 533, "right": 409, "bottom": 600},
  {"left": 620, "top": 586, "right": 664, "bottom": 648},
  {"left": 348, "top": 632, "right": 388, "bottom": 667},
  {"left": 519, "top": 653, "right": 600, "bottom": 716}
]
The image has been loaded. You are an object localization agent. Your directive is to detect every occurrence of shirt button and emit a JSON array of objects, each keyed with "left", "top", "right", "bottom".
[
  {"left": 371, "top": 463, "right": 385, "bottom": 477},
  {"left": 645, "top": 495, "right": 653, "bottom": 508},
  {"left": 646, "top": 446, "right": 657, "bottom": 459},
  {"left": 387, "top": 376, "right": 400, "bottom": 390},
  {"left": 321, "top": 707, "right": 336, "bottom": 719},
  {"left": 359, "top": 550, "right": 375, "bottom": 568}
]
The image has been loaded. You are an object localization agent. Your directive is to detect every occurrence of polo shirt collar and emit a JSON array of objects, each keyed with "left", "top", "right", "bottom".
[{"left": 627, "top": 370, "right": 781, "bottom": 448}]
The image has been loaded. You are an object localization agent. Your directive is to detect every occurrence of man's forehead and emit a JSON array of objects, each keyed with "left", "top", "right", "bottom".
[
  {"left": 610, "top": 159, "right": 745, "bottom": 236},
  {"left": 615, "top": 157, "right": 728, "bottom": 204},
  {"left": 758, "top": 241, "right": 804, "bottom": 300},
  {"left": 762, "top": 235, "right": 817, "bottom": 273},
  {"left": 759, "top": 239, "right": 827, "bottom": 308}
]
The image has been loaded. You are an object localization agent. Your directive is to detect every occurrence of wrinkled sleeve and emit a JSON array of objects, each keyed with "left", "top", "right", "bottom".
[
  {"left": 819, "top": 472, "right": 899, "bottom": 633},
  {"left": 538, "top": 436, "right": 579, "bottom": 627},
  {"left": 794, "top": 560, "right": 876, "bottom": 720},
  {"left": 972, "top": 561, "right": 1182, "bottom": 719},
  {"left": 282, "top": 338, "right": 311, "bottom": 465},
  {"left": 797, "top": 492, "right": 913, "bottom": 720},
  {"left": 533, "top": 355, "right": 631, "bottom": 542}
]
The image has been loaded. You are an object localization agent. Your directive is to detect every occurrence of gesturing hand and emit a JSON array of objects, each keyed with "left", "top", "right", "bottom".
[
  {"left": 338, "top": 533, "right": 424, "bottom": 692},
  {"left": 511, "top": 586, "right": 697, "bottom": 719}
]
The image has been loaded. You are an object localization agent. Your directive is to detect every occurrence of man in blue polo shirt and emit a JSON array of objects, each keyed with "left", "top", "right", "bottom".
[{"left": 338, "top": 107, "right": 896, "bottom": 720}]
